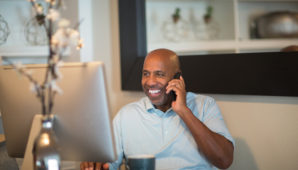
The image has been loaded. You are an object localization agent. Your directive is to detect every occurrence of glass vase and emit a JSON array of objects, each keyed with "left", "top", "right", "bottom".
[{"left": 33, "top": 115, "right": 60, "bottom": 170}]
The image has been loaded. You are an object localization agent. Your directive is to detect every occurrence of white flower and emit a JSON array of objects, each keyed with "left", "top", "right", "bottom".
[
  {"left": 47, "top": 9, "right": 60, "bottom": 21},
  {"left": 14, "top": 61, "right": 34, "bottom": 76},
  {"left": 58, "top": 19, "right": 70, "bottom": 28},
  {"left": 52, "top": 28, "right": 67, "bottom": 48},
  {"left": 54, "top": 61, "right": 64, "bottom": 80},
  {"left": 65, "top": 28, "right": 78, "bottom": 47},
  {"left": 50, "top": 56, "right": 63, "bottom": 80},
  {"left": 57, "top": 60, "right": 64, "bottom": 67},
  {"left": 51, "top": 26, "right": 82, "bottom": 55},
  {"left": 69, "top": 29, "right": 79, "bottom": 39},
  {"left": 76, "top": 39, "right": 84, "bottom": 50},
  {"left": 25, "top": 69, "right": 33, "bottom": 76},
  {"left": 14, "top": 62, "right": 25, "bottom": 70},
  {"left": 34, "top": 3, "right": 43, "bottom": 14},
  {"left": 30, "top": 83, "right": 40, "bottom": 94},
  {"left": 50, "top": 54, "right": 60, "bottom": 65},
  {"left": 50, "top": 80, "right": 63, "bottom": 95},
  {"left": 46, "top": 0, "right": 56, "bottom": 5}
]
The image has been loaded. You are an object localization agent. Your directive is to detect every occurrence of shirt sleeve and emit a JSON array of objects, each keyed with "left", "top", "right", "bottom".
[
  {"left": 199, "top": 96, "right": 235, "bottom": 147},
  {"left": 109, "top": 113, "right": 124, "bottom": 170}
]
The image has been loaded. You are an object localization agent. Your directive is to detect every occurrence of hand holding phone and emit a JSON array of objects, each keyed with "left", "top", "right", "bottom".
[{"left": 170, "top": 72, "right": 182, "bottom": 101}]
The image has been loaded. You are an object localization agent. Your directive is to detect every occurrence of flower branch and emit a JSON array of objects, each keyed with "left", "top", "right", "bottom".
[{"left": 5, "top": 0, "right": 83, "bottom": 116}]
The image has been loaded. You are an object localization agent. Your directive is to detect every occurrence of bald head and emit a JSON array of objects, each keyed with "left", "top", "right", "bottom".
[
  {"left": 144, "top": 48, "right": 180, "bottom": 74},
  {"left": 142, "top": 49, "right": 181, "bottom": 110}
]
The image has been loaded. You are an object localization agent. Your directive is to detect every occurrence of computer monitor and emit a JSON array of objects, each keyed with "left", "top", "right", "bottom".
[{"left": 0, "top": 62, "right": 116, "bottom": 163}]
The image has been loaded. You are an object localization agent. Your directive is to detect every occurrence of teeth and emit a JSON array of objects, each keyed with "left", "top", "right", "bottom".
[{"left": 149, "top": 89, "right": 160, "bottom": 94}]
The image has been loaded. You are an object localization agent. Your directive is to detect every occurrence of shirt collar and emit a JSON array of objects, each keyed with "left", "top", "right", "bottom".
[
  {"left": 144, "top": 97, "right": 155, "bottom": 112},
  {"left": 144, "top": 97, "right": 174, "bottom": 116}
]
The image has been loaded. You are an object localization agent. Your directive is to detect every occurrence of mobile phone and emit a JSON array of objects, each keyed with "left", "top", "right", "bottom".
[{"left": 170, "top": 72, "right": 182, "bottom": 101}]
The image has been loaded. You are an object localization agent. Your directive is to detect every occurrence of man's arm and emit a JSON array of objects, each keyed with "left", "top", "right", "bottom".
[
  {"left": 177, "top": 107, "right": 234, "bottom": 169},
  {"left": 166, "top": 76, "right": 234, "bottom": 169}
]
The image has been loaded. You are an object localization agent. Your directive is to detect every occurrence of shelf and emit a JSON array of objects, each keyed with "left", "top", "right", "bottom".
[
  {"left": 148, "top": 0, "right": 298, "bottom": 1},
  {"left": 148, "top": 40, "right": 237, "bottom": 53},
  {"left": 145, "top": 0, "right": 298, "bottom": 54},
  {"left": 0, "top": 46, "right": 49, "bottom": 57},
  {"left": 148, "top": 39, "right": 298, "bottom": 54},
  {"left": 237, "top": 39, "right": 298, "bottom": 50},
  {"left": 238, "top": 0, "right": 298, "bottom": 2}
]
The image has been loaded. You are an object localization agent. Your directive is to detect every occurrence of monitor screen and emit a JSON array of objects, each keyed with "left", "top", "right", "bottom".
[{"left": 0, "top": 62, "right": 116, "bottom": 162}]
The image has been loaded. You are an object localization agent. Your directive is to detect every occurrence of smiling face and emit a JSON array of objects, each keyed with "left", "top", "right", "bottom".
[{"left": 141, "top": 49, "right": 180, "bottom": 112}]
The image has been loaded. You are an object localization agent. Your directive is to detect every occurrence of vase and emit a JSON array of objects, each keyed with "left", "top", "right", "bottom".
[
  {"left": 161, "top": 17, "right": 192, "bottom": 42},
  {"left": 192, "top": 17, "right": 220, "bottom": 40},
  {"left": 33, "top": 115, "right": 61, "bottom": 170},
  {"left": 0, "top": 14, "right": 10, "bottom": 45},
  {"left": 25, "top": 17, "right": 47, "bottom": 46},
  {"left": 255, "top": 11, "right": 298, "bottom": 38}
]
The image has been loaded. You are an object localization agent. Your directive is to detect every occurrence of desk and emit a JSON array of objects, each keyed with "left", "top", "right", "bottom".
[{"left": 0, "top": 134, "right": 18, "bottom": 170}]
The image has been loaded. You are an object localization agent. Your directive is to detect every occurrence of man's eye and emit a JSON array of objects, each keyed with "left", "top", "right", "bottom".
[
  {"left": 156, "top": 73, "right": 165, "bottom": 77},
  {"left": 143, "top": 72, "right": 149, "bottom": 77}
]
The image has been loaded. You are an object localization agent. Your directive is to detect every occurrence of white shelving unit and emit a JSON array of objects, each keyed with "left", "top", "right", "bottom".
[{"left": 146, "top": 0, "right": 298, "bottom": 54}]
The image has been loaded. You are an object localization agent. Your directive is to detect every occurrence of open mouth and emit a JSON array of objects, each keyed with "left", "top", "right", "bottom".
[
  {"left": 148, "top": 89, "right": 162, "bottom": 98},
  {"left": 149, "top": 89, "right": 160, "bottom": 94}
]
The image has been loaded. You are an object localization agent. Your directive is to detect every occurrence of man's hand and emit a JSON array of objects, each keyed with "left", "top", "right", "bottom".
[
  {"left": 166, "top": 75, "right": 188, "bottom": 115},
  {"left": 80, "top": 162, "right": 109, "bottom": 170}
]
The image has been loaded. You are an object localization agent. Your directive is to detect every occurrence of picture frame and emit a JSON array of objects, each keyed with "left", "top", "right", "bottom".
[{"left": 118, "top": 0, "right": 298, "bottom": 96}]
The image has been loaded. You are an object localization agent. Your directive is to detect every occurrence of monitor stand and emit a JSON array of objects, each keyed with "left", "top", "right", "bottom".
[{"left": 22, "top": 114, "right": 42, "bottom": 170}]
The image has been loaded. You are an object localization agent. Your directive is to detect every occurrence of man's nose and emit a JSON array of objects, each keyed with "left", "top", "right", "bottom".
[{"left": 146, "top": 75, "right": 157, "bottom": 86}]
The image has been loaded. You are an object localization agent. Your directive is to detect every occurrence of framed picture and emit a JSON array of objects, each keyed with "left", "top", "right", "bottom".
[{"left": 118, "top": 0, "right": 298, "bottom": 96}]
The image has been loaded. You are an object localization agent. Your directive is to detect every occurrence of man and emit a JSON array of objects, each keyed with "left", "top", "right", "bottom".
[{"left": 81, "top": 48, "right": 234, "bottom": 170}]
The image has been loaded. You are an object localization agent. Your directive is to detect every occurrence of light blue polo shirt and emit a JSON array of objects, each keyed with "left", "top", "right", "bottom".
[{"left": 110, "top": 92, "right": 234, "bottom": 170}]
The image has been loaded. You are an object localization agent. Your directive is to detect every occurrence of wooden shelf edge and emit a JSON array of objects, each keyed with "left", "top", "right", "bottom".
[
  {"left": 0, "top": 46, "right": 49, "bottom": 57},
  {"left": 148, "top": 39, "right": 298, "bottom": 53}
]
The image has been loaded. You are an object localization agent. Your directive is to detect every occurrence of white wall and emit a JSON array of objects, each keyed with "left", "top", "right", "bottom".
[
  {"left": 215, "top": 95, "right": 298, "bottom": 170},
  {"left": 91, "top": 0, "right": 145, "bottom": 116},
  {"left": 92, "top": 0, "right": 298, "bottom": 170}
]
